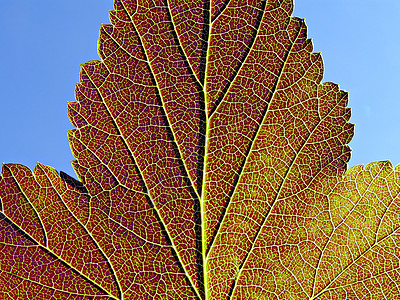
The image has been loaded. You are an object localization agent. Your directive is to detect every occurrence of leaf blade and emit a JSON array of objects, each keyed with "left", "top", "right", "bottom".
[
  {"left": 0, "top": 163, "right": 118, "bottom": 299},
  {"left": 68, "top": 0, "right": 205, "bottom": 297},
  {"left": 3, "top": 0, "right": 400, "bottom": 299}
]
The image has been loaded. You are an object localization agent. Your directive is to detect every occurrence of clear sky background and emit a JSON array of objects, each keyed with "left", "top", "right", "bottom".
[{"left": 0, "top": 0, "right": 399, "bottom": 179}]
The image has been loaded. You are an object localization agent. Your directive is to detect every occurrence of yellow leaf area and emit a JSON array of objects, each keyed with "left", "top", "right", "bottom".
[
  {"left": 223, "top": 161, "right": 400, "bottom": 299},
  {"left": 1, "top": 0, "right": 400, "bottom": 299}
]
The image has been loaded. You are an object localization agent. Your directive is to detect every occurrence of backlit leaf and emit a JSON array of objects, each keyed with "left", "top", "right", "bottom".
[{"left": 1, "top": 0, "right": 399, "bottom": 299}]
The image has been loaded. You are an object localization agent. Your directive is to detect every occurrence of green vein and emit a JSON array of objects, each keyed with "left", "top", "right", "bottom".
[
  {"left": 227, "top": 20, "right": 347, "bottom": 298},
  {"left": 67, "top": 116, "right": 148, "bottom": 197},
  {"left": 70, "top": 141, "right": 149, "bottom": 197},
  {"left": 82, "top": 63, "right": 199, "bottom": 299},
  {"left": 210, "top": 0, "right": 232, "bottom": 23},
  {"left": 161, "top": 0, "right": 203, "bottom": 199},
  {"left": 201, "top": 1, "right": 212, "bottom": 298},
  {"left": 239, "top": 87, "right": 349, "bottom": 299},
  {"left": 205, "top": 1, "right": 270, "bottom": 259},
  {"left": 208, "top": 0, "right": 267, "bottom": 118},
  {"left": 105, "top": 2, "right": 201, "bottom": 202},
  {"left": 93, "top": 2, "right": 202, "bottom": 299},
  {"left": 166, "top": 0, "right": 204, "bottom": 88},
  {"left": 102, "top": 211, "right": 170, "bottom": 248},
  {"left": 39, "top": 164, "right": 122, "bottom": 299},
  {"left": 5, "top": 164, "right": 48, "bottom": 248},
  {"left": 206, "top": 3, "right": 293, "bottom": 260}
]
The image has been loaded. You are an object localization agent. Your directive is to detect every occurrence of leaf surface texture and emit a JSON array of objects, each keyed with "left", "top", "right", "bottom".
[{"left": 1, "top": 0, "right": 399, "bottom": 299}]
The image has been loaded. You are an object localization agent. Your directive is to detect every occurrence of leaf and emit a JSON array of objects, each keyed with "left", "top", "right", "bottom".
[{"left": 0, "top": 0, "right": 399, "bottom": 299}]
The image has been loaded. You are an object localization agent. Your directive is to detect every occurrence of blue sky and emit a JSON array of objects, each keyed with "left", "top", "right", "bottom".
[{"left": 0, "top": 0, "right": 399, "bottom": 179}]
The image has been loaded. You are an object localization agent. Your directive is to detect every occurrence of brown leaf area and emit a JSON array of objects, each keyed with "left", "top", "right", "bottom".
[{"left": 0, "top": 0, "right": 399, "bottom": 299}]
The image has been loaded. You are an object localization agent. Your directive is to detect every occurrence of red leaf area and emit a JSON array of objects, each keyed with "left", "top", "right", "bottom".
[{"left": 1, "top": 0, "right": 399, "bottom": 299}]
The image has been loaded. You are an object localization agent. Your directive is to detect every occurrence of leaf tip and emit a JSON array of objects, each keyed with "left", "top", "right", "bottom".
[{"left": 33, "top": 161, "right": 46, "bottom": 174}]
